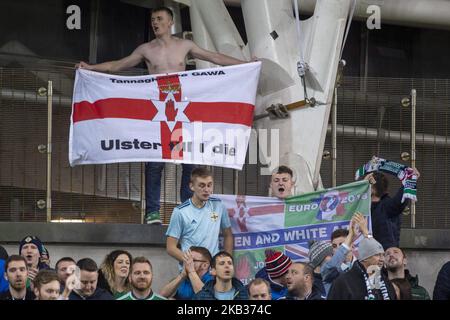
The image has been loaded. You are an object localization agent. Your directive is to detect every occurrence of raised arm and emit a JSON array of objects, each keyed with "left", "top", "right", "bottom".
[
  {"left": 384, "top": 186, "right": 409, "bottom": 216},
  {"left": 76, "top": 44, "right": 146, "bottom": 72},
  {"left": 60, "top": 273, "right": 77, "bottom": 300},
  {"left": 385, "top": 166, "right": 420, "bottom": 215},
  {"left": 187, "top": 40, "right": 248, "bottom": 66},
  {"left": 183, "top": 250, "right": 206, "bottom": 294},
  {"left": 166, "top": 208, "right": 185, "bottom": 263},
  {"left": 159, "top": 269, "right": 187, "bottom": 298},
  {"left": 321, "top": 219, "right": 354, "bottom": 280}
]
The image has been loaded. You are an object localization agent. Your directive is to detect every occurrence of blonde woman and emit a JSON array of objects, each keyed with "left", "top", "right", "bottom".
[{"left": 97, "top": 250, "right": 132, "bottom": 298}]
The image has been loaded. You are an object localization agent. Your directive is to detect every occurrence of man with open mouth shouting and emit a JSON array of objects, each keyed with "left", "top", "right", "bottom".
[
  {"left": 19, "top": 235, "right": 51, "bottom": 290},
  {"left": 270, "top": 166, "right": 295, "bottom": 199}
]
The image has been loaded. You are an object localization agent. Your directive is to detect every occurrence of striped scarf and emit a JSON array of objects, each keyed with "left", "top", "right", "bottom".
[
  {"left": 356, "top": 262, "right": 391, "bottom": 300},
  {"left": 355, "top": 156, "right": 417, "bottom": 203}
]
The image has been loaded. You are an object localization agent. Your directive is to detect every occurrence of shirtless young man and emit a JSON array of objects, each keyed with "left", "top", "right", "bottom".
[
  {"left": 77, "top": 6, "right": 247, "bottom": 74},
  {"left": 77, "top": 7, "right": 250, "bottom": 224}
]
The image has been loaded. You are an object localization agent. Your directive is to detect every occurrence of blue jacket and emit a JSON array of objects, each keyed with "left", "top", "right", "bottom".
[
  {"left": 175, "top": 272, "right": 213, "bottom": 300},
  {"left": 193, "top": 278, "right": 248, "bottom": 300},
  {"left": 321, "top": 243, "right": 352, "bottom": 297},
  {"left": 371, "top": 187, "right": 409, "bottom": 250},
  {"left": 254, "top": 267, "right": 287, "bottom": 300},
  {"left": 0, "top": 260, "right": 9, "bottom": 293},
  {"left": 433, "top": 261, "right": 450, "bottom": 300}
]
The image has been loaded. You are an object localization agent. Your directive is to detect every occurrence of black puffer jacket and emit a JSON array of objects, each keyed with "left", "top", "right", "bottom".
[
  {"left": 433, "top": 261, "right": 450, "bottom": 300},
  {"left": 328, "top": 261, "right": 396, "bottom": 300},
  {"left": 69, "top": 287, "right": 114, "bottom": 300}
]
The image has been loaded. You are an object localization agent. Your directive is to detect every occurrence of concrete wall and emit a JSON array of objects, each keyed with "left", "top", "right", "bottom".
[
  {"left": 402, "top": 249, "right": 450, "bottom": 297},
  {"left": 0, "top": 243, "right": 179, "bottom": 294}
]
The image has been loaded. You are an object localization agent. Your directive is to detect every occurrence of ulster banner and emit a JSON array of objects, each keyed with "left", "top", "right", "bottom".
[
  {"left": 217, "top": 180, "right": 372, "bottom": 285},
  {"left": 69, "top": 62, "right": 261, "bottom": 169}
]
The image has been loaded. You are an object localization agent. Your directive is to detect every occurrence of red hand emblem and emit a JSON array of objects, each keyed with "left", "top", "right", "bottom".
[
  {"left": 165, "top": 99, "right": 178, "bottom": 121},
  {"left": 235, "top": 256, "right": 251, "bottom": 279},
  {"left": 239, "top": 207, "right": 245, "bottom": 218}
]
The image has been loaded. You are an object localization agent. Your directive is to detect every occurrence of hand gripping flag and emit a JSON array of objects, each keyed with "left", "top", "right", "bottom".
[{"left": 69, "top": 62, "right": 261, "bottom": 169}]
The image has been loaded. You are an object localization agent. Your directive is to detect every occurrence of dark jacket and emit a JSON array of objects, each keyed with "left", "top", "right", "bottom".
[
  {"left": 96, "top": 270, "right": 130, "bottom": 298},
  {"left": 328, "top": 261, "right": 396, "bottom": 300},
  {"left": 405, "top": 269, "right": 430, "bottom": 300},
  {"left": 371, "top": 187, "right": 409, "bottom": 250},
  {"left": 97, "top": 270, "right": 114, "bottom": 295},
  {"left": 313, "top": 272, "right": 326, "bottom": 299},
  {"left": 433, "top": 261, "right": 450, "bottom": 300},
  {"left": 38, "top": 262, "right": 52, "bottom": 270},
  {"left": 193, "top": 278, "right": 248, "bottom": 300},
  {"left": 279, "top": 285, "right": 324, "bottom": 300},
  {"left": 254, "top": 267, "right": 287, "bottom": 300},
  {"left": 0, "top": 289, "right": 35, "bottom": 300},
  {"left": 381, "top": 267, "right": 430, "bottom": 300},
  {"left": 69, "top": 287, "right": 114, "bottom": 300}
]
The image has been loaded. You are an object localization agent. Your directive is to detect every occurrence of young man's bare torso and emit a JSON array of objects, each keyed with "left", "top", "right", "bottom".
[
  {"left": 75, "top": 7, "right": 252, "bottom": 225},
  {"left": 133, "top": 38, "right": 195, "bottom": 74},
  {"left": 77, "top": 9, "right": 249, "bottom": 75}
]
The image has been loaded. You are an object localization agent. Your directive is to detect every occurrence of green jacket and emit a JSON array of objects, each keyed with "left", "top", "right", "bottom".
[{"left": 405, "top": 269, "right": 430, "bottom": 300}]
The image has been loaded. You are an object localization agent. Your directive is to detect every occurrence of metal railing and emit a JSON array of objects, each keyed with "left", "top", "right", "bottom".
[
  {"left": 321, "top": 77, "right": 450, "bottom": 229},
  {"left": 2, "top": 67, "right": 450, "bottom": 228},
  {"left": 0, "top": 66, "right": 270, "bottom": 224}
]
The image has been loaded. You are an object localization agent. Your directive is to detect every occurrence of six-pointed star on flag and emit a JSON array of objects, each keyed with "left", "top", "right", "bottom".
[{"left": 151, "top": 92, "right": 190, "bottom": 131}]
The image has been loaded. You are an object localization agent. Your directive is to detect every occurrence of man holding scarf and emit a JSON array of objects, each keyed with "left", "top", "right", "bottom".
[{"left": 355, "top": 156, "right": 420, "bottom": 250}]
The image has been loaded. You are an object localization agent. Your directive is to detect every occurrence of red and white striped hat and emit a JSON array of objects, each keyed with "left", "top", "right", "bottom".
[{"left": 265, "top": 249, "right": 292, "bottom": 279}]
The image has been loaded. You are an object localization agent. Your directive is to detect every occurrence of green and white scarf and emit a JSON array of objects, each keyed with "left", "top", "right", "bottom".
[
  {"left": 356, "top": 262, "right": 391, "bottom": 300},
  {"left": 355, "top": 156, "right": 417, "bottom": 203}
]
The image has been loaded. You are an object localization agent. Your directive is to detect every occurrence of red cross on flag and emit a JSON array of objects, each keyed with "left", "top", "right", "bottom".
[{"left": 69, "top": 62, "right": 261, "bottom": 169}]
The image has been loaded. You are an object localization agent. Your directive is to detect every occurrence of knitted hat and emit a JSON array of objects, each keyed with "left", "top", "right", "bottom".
[
  {"left": 19, "top": 235, "right": 44, "bottom": 256},
  {"left": 308, "top": 240, "right": 333, "bottom": 269},
  {"left": 264, "top": 249, "right": 292, "bottom": 278},
  {"left": 358, "top": 237, "right": 384, "bottom": 261}
]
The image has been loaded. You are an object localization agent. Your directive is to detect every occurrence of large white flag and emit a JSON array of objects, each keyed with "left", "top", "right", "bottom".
[{"left": 69, "top": 62, "right": 261, "bottom": 169}]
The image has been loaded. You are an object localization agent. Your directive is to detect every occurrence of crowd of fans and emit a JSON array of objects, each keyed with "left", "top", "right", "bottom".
[
  {"left": 41, "top": 5, "right": 449, "bottom": 302},
  {"left": 1, "top": 233, "right": 448, "bottom": 301},
  {"left": 1, "top": 165, "right": 448, "bottom": 301}
]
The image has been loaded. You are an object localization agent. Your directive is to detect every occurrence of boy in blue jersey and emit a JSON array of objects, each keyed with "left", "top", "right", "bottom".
[{"left": 166, "top": 167, "right": 233, "bottom": 264}]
